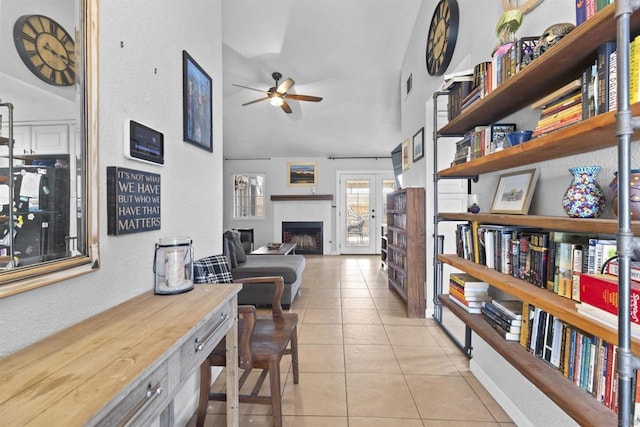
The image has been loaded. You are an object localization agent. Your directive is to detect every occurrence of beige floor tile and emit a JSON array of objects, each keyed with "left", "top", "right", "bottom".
[
  {"left": 340, "top": 288, "right": 372, "bottom": 298},
  {"left": 344, "top": 344, "right": 402, "bottom": 373},
  {"left": 465, "top": 376, "right": 513, "bottom": 423},
  {"left": 341, "top": 297, "right": 377, "bottom": 310},
  {"left": 311, "top": 279, "right": 341, "bottom": 289},
  {"left": 309, "top": 288, "right": 342, "bottom": 298},
  {"left": 304, "top": 308, "right": 343, "bottom": 324},
  {"left": 188, "top": 413, "right": 274, "bottom": 426},
  {"left": 405, "top": 375, "right": 495, "bottom": 422},
  {"left": 394, "top": 345, "right": 460, "bottom": 376},
  {"left": 281, "top": 372, "right": 348, "bottom": 416},
  {"left": 340, "top": 281, "right": 369, "bottom": 289},
  {"left": 348, "top": 417, "right": 425, "bottom": 427},
  {"left": 341, "top": 308, "right": 381, "bottom": 324},
  {"left": 422, "top": 421, "right": 501, "bottom": 427},
  {"left": 298, "top": 324, "right": 344, "bottom": 345},
  {"left": 346, "top": 372, "right": 420, "bottom": 418},
  {"left": 378, "top": 309, "right": 429, "bottom": 326},
  {"left": 343, "top": 324, "right": 390, "bottom": 345},
  {"left": 298, "top": 344, "right": 345, "bottom": 372},
  {"left": 373, "top": 296, "right": 409, "bottom": 311},
  {"left": 306, "top": 296, "right": 342, "bottom": 309},
  {"left": 283, "top": 415, "right": 349, "bottom": 426},
  {"left": 385, "top": 325, "right": 440, "bottom": 346}
]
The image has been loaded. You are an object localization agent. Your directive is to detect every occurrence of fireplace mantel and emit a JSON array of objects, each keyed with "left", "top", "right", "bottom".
[{"left": 271, "top": 195, "right": 333, "bottom": 201}]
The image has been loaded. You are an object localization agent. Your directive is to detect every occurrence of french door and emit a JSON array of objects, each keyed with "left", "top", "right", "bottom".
[{"left": 339, "top": 173, "right": 396, "bottom": 254}]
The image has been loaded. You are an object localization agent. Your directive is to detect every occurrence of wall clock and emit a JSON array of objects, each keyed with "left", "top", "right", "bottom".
[
  {"left": 502, "top": 0, "right": 544, "bottom": 15},
  {"left": 13, "top": 15, "right": 76, "bottom": 86},
  {"left": 426, "top": 0, "right": 459, "bottom": 77}
]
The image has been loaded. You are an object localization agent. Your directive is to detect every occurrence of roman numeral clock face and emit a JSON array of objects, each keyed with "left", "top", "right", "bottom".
[
  {"left": 13, "top": 15, "right": 76, "bottom": 87},
  {"left": 426, "top": 0, "right": 459, "bottom": 76}
]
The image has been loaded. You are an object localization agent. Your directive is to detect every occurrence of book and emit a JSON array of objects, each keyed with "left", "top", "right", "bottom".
[
  {"left": 576, "top": 0, "right": 587, "bottom": 26},
  {"left": 448, "top": 292, "right": 482, "bottom": 314},
  {"left": 482, "top": 301, "right": 522, "bottom": 327},
  {"left": 531, "top": 79, "right": 582, "bottom": 109},
  {"left": 576, "top": 301, "right": 640, "bottom": 336},
  {"left": 579, "top": 273, "right": 640, "bottom": 325},
  {"left": 597, "top": 41, "right": 616, "bottom": 115},
  {"left": 491, "top": 299, "right": 524, "bottom": 320},
  {"left": 604, "top": 259, "right": 640, "bottom": 282},
  {"left": 449, "top": 272, "right": 490, "bottom": 290},
  {"left": 481, "top": 305, "right": 521, "bottom": 334}
]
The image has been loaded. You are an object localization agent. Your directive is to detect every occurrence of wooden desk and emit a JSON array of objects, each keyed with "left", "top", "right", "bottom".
[
  {"left": 0, "top": 284, "right": 242, "bottom": 426},
  {"left": 251, "top": 242, "right": 297, "bottom": 255}
]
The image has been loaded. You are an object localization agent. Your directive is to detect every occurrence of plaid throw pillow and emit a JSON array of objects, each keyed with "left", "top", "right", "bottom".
[{"left": 193, "top": 255, "right": 233, "bottom": 284}]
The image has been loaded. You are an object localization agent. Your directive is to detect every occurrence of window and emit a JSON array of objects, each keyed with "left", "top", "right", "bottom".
[
  {"left": 0, "top": 0, "right": 99, "bottom": 298},
  {"left": 233, "top": 174, "right": 265, "bottom": 219}
]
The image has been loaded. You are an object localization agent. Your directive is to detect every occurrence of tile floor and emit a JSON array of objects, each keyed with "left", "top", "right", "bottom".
[{"left": 192, "top": 255, "right": 515, "bottom": 427}]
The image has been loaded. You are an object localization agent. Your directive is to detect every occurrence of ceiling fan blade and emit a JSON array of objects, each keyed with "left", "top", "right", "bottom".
[
  {"left": 242, "top": 97, "right": 270, "bottom": 106},
  {"left": 285, "top": 94, "right": 323, "bottom": 102},
  {"left": 280, "top": 100, "right": 292, "bottom": 113},
  {"left": 232, "top": 83, "right": 270, "bottom": 95},
  {"left": 277, "top": 78, "right": 295, "bottom": 94}
]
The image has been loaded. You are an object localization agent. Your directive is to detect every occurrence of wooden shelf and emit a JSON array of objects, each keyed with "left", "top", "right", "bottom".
[
  {"left": 439, "top": 104, "right": 640, "bottom": 177},
  {"left": 0, "top": 136, "right": 9, "bottom": 146},
  {"left": 438, "top": 294, "right": 617, "bottom": 426},
  {"left": 437, "top": 212, "right": 640, "bottom": 234},
  {"left": 439, "top": 3, "right": 640, "bottom": 136},
  {"left": 438, "top": 254, "right": 640, "bottom": 355},
  {"left": 270, "top": 194, "right": 333, "bottom": 201}
]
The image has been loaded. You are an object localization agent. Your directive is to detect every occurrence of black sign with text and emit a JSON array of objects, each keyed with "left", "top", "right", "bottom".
[{"left": 107, "top": 167, "right": 161, "bottom": 235}]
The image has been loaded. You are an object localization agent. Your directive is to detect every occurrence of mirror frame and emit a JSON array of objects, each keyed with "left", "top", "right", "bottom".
[{"left": 0, "top": 0, "right": 100, "bottom": 299}]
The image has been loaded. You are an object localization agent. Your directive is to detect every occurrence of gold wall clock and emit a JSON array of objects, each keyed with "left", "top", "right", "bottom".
[
  {"left": 502, "top": 0, "right": 544, "bottom": 15},
  {"left": 426, "top": 0, "right": 459, "bottom": 77},
  {"left": 13, "top": 14, "right": 76, "bottom": 86}
]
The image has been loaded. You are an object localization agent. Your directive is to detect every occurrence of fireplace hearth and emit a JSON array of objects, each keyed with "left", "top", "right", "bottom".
[{"left": 282, "top": 221, "right": 323, "bottom": 255}]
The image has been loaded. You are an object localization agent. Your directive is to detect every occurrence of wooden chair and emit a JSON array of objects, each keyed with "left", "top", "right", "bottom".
[{"left": 193, "top": 255, "right": 299, "bottom": 427}]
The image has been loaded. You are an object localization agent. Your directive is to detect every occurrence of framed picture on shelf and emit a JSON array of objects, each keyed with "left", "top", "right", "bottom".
[
  {"left": 490, "top": 168, "right": 540, "bottom": 214},
  {"left": 490, "top": 123, "right": 516, "bottom": 152},
  {"left": 402, "top": 139, "right": 411, "bottom": 171},
  {"left": 287, "top": 162, "right": 317, "bottom": 186},
  {"left": 182, "top": 50, "right": 213, "bottom": 152},
  {"left": 412, "top": 127, "right": 424, "bottom": 162}
]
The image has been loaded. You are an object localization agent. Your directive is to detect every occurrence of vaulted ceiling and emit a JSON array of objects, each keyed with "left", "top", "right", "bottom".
[{"left": 221, "top": 0, "right": 422, "bottom": 159}]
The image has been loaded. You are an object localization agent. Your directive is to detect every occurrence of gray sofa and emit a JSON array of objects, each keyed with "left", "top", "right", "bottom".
[{"left": 223, "top": 230, "right": 305, "bottom": 309}]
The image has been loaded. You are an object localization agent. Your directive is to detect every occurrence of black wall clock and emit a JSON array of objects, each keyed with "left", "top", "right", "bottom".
[
  {"left": 13, "top": 15, "right": 76, "bottom": 86},
  {"left": 426, "top": 0, "right": 459, "bottom": 77}
]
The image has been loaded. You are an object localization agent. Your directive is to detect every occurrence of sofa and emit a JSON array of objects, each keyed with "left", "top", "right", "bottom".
[{"left": 223, "top": 230, "right": 305, "bottom": 309}]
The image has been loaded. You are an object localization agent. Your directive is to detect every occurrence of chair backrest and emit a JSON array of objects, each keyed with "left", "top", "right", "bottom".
[{"left": 193, "top": 254, "right": 234, "bottom": 284}]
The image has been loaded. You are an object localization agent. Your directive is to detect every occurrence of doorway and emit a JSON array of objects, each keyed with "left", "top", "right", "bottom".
[{"left": 339, "top": 173, "right": 396, "bottom": 254}]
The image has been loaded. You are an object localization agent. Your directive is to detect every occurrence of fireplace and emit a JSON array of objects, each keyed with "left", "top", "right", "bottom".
[{"left": 282, "top": 221, "right": 323, "bottom": 255}]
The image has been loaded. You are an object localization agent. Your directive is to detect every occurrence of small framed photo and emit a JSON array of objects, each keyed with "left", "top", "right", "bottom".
[
  {"left": 490, "top": 168, "right": 540, "bottom": 214},
  {"left": 412, "top": 127, "right": 424, "bottom": 162},
  {"left": 287, "top": 162, "right": 317, "bottom": 186},
  {"left": 401, "top": 139, "right": 411, "bottom": 171},
  {"left": 490, "top": 123, "right": 516, "bottom": 153},
  {"left": 182, "top": 50, "right": 213, "bottom": 152}
]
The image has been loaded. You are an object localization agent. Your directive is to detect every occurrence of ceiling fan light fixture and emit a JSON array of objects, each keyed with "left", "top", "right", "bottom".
[{"left": 270, "top": 96, "right": 284, "bottom": 107}]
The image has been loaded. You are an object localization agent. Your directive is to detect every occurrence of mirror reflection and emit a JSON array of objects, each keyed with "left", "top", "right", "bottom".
[{"left": 0, "top": 0, "right": 87, "bottom": 274}]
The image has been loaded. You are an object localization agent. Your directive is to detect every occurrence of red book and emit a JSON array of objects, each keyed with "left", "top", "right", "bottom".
[{"left": 579, "top": 273, "right": 640, "bottom": 325}]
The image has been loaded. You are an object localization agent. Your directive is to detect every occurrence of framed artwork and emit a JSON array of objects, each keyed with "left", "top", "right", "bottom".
[
  {"left": 287, "top": 162, "right": 317, "bottom": 186},
  {"left": 490, "top": 123, "right": 516, "bottom": 153},
  {"left": 412, "top": 127, "right": 424, "bottom": 162},
  {"left": 182, "top": 50, "right": 213, "bottom": 152},
  {"left": 490, "top": 168, "right": 540, "bottom": 214},
  {"left": 401, "top": 139, "right": 411, "bottom": 171}
]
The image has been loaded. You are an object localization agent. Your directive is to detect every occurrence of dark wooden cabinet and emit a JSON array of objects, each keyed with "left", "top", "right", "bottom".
[{"left": 386, "top": 188, "right": 425, "bottom": 317}]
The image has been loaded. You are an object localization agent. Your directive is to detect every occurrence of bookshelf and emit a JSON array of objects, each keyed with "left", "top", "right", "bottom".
[
  {"left": 431, "top": 3, "right": 639, "bottom": 425},
  {"left": 386, "top": 188, "right": 425, "bottom": 317}
]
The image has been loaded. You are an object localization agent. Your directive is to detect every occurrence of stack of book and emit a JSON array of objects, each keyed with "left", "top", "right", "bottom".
[
  {"left": 481, "top": 299, "right": 523, "bottom": 341},
  {"left": 443, "top": 73, "right": 474, "bottom": 121},
  {"left": 448, "top": 272, "right": 489, "bottom": 314},
  {"left": 531, "top": 82, "right": 583, "bottom": 138}
]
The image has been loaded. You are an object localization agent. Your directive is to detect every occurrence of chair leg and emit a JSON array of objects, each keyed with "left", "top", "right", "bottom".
[
  {"left": 291, "top": 325, "right": 299, "bottom": 385},
  {"left": 268, "top": 358, "right": 283, "bottom": 427},
  {"left": 196, "top": 359, "right": 212, "bottom": 427}
]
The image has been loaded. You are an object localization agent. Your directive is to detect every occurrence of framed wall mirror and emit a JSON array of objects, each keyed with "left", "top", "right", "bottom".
[
  {"left": 233, "top": 173, "right": 265, "bottom": 219},
  {"left": 0, "top": 0, "right": 99, "bottom": 297}
]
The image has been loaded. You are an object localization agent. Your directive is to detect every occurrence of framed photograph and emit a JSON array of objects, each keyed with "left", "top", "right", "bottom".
[
  {"left": 287, "top": 162, "right": 317, "bottom": 186},
  {"left": 412, "top": 127, "right": 424, "bottom": 162},
  {"left": 401, "top": 139, "right": 411, "bottom": 171},
  {"left": 182, "top": 50, "right": 213, "bottom": 152},
  {"left": 490, "top": 168, "right": 540, "bottom": 214},
  {"left": 490, "top": 123, "right": 516, "bottom": 153}
]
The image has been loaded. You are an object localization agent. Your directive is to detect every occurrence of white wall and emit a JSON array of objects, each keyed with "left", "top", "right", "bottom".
[{"left": 223, "top": 156, "right": 393, "bottom": 253}]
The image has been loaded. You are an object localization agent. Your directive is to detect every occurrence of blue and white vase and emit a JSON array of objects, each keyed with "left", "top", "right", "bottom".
[{"left": 562, "top": 166, "right": 605, "bottom": 218}]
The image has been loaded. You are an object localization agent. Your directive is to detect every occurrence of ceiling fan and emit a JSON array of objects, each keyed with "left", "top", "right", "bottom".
[{"left": 232, "top": 72, "right": 323, "bottom": 113}]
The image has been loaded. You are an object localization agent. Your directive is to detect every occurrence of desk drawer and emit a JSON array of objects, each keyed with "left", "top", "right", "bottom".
[
  {"left": 179, "top": 299, "right": 235, "bottom": 379},
  {"left": 94, "top": 362, "right": 169, "bottom": 427}
]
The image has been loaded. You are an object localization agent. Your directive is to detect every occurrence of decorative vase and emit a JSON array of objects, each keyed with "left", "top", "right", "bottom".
[
  {"left": 608, "top": 169, "right": 640, "bottom": 219},
  {"left": 562, "top": 166, "right": 605, "bottom": 218}
]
